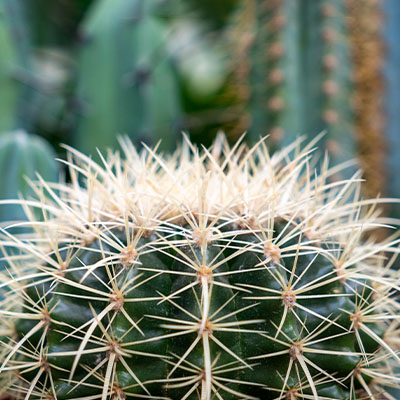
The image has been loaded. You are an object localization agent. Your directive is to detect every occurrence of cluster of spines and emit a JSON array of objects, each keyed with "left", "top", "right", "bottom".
[{"left": 0, "top": 136, "right": 399, "bottom": 399}]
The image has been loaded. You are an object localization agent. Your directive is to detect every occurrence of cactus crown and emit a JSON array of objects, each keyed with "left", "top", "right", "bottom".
[{"left": 0, "top": 134, "right": 399, "bottom": 399}]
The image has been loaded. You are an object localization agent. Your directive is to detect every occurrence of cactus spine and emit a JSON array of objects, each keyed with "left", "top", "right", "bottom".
[{"left": 0, "top": 135, "right": 399, "bottom": 399}]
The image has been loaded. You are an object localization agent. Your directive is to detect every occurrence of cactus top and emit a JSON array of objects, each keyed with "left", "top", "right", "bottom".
[{"left": 0, "top": 134, "right": 399, "bottom": 399}]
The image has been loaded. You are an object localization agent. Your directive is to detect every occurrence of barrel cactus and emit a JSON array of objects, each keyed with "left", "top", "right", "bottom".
[{"left": 0, "top": 135, "right": 399, "bottom": 399}]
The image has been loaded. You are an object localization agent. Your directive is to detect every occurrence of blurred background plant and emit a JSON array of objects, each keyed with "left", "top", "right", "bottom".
[{"left": 0, "top": 0, "right": 399, "bottom": 233}]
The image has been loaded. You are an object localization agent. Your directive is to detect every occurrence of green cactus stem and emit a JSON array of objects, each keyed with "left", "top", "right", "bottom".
[
  {"left": 0, "top": 0, "right": 31, "bottom": 132},
  {"left": 383, "top": 0, "right": 400, "bottom": 222},
  {"left": 76, "top": 0, "right": 182, "bottom": 156},
  {"left": 0, "top": 130, "right": 58, "bottom": 222},
  {"left": 228, "top": 0, "right": 356, "bottom": 169}
]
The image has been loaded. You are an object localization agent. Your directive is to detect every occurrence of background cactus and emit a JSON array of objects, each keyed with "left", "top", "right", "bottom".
[
  {"left": 345, "top": 0, "right": 388, "bottom": 243},
  {"left": 0, "top": 0, "right": 32, "bottom": 133},
  {"left": 0, "top": 130, "right": 58, "bottom": 222},
  {"left": 0, "top": 136, "right": 399, "bottom": 399},
  {"left": 227, "top": 0, "right": 356, "bottom": 170},
  {"left": 383, "top": 0, "right": 400, "bottom": 222},
  {"left": 75, "top": 0, "right": 182, "bottom": 155}
]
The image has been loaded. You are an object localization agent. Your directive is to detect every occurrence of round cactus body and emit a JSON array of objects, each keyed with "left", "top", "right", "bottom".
[{"left": 0, "top": 135, "right": 399, "bottom": 399}]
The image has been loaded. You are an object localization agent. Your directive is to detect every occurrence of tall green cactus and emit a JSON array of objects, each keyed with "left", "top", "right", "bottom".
[
  {"left": 248, "top": 0, "right": 301, "bottom": 147},
  {"left": 229, "top": 0, "right": 356, "bottom": 169},
  {"left": 346, "top": 0, "right": 386, "bottom": 206},
  {"left": 384, "top": 0, "right": 400, "bottom": 220},
  {"left": 0, "top": 0, "right": 31, "bottom": 132},
  {"left": 76, "top": 0, "right": 182, "bottom": 155},
  {"left": 0, "top": 135, "right": 399, "bottom": 399},
  {"left": 0, "top": 2, "right": 19, "bottom": 132}
]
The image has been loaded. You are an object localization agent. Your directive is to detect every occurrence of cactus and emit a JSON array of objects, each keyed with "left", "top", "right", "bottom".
[
  {"left": 347, "top": 0, "right": 385, "bottom": 203},
  {"left": 0, "top": 0, "right": 31, "bottom": 132},
  {"left": 27, "top": 0, "right": 94, "bottom": 46},
  {"left": 228, "top": 0, "right": 356, "bottom": 170},
  {"left": 383, "top": 0, "right": 400, "bottom": 221},
  {"left": 241, "top": 0, "right": 302, "bottom": 149},
  {"left": 0, "top": 130, "right": 58, "bottom": 223},
  {"left": 0, "top": 134, "right": 399, "bottom": 399},
  {"left": 76, "top": 0, "right": 182, "bottom": 155}
]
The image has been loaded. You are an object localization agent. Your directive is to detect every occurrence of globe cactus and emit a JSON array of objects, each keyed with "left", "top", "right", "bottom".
[{"left": 0, "top": 134, "right": 399, "bottom": 399}]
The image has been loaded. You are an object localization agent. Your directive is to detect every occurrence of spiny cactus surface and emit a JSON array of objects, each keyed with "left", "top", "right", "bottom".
[{"left": 0, "top": 135, "right": 399, "bottom": 399}]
